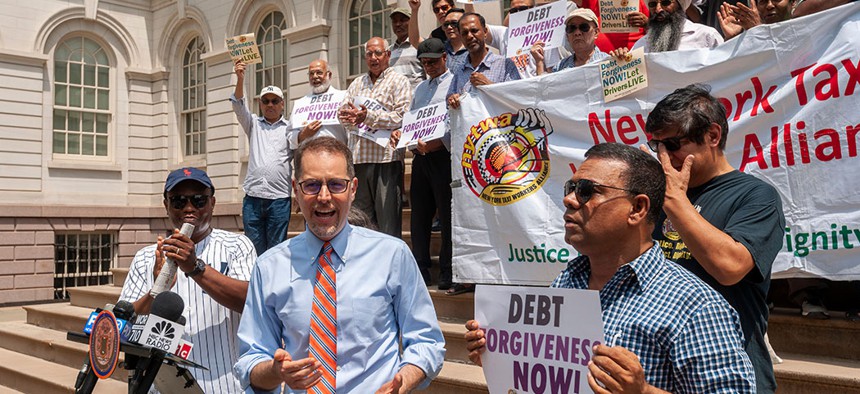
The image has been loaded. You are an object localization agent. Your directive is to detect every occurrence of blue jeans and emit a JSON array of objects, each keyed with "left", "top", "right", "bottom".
[{"left": 242, "top": 195, "right": 291, "bottom": 255}]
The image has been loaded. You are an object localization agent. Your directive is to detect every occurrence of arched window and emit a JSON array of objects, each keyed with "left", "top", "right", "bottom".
[
  {"left": 52, "top": 37, "right": 110, "bottom": 156},
  {"left": 348, "top": 0, "right": 391, "bottom": 81},
  {"left": 182, "top": 36, "right": 207, "bottom": 156},
  {"left": 255, "top": 11, "right": 289, "bottom": 97}
]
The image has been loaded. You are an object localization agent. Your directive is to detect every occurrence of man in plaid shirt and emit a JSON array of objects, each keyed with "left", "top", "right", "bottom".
[
  {"left": 338, "top": 37, "right": 414, "bottom": 237},
  {"left": 464, "top": 143, "right": 755, "bottom": 393}
]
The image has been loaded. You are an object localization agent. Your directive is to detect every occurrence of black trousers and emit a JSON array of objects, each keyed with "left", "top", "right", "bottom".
[{"left": 410, "top": 150, "right": 452, "bottom": 281}]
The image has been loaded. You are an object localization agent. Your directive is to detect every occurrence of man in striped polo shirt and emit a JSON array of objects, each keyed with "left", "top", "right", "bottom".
[{"left": 119, "top": 167, "right": 256, "bottom": 393}]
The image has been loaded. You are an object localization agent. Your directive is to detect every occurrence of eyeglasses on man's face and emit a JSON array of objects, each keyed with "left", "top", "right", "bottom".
[
  {"left": 169, "top": 194, "right": 211, "bottom": 210},
  {"left": 365, "top": 50, "right": 388, "bottom": 58},
  {"left": 433, "top": 4, "right": 452, "bottom": 13},
  {"left": 298, "top": 179, "right": 352, "bottom": 195},
  {"left": 647, "top": 135, "right": 690, "bottom": 152},
  {"left": 563, "top": 179, "right": 636, "bottom": 204},
  {"left": 566, "top": 23, "right": 593, "bottom": 34},
  {"left": 261, "top": 97, "right": 282, "bottom": 105}
]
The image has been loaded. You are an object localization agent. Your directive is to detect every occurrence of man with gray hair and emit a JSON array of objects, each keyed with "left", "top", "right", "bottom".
[
  {"left": 289, "top": 59, "right": 348, "bottom": 146},
  {"left": 338, "top": 37, "right": 413, "bottom": 237}
]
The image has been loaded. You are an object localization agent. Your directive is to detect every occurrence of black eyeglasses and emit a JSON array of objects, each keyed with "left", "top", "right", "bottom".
[
  {"left": 564, "top": 179, "right": 637, "bottom": 204},
  {"left": 648, "top": 0, "right": 674, "bottom": 7},
  {"left": 169, "top": 194, "right": 211, "bottom": 210},
  {"left": 261, "top": 98, "right": 282, "bottom": 105},
  {"left": 566, "top": 23, "right": 593, "bottom": 34},
  {"left": 647, "top": 136, "right": 690, "bottom": 152},
  {"left": 509, "top": 5, "right": 531, "bottom": 14},
  {"left": 298, "top": 179, "right": 351, "bottom": 195},
  {"left": 443, "top": 20, "right": 459, "bottom": 28},
  {"left": 433, "top": 5, "right": 451, "bottom": 13}
]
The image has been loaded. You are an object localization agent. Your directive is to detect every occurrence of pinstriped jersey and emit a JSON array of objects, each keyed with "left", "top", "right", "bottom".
[{"left": 119, "top": 228, "right": 256, "bottom": 394}]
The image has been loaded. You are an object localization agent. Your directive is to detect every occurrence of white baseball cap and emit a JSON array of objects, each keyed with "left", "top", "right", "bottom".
[{"left": 259, "top": 85, "right": 284, "bottom": 99}]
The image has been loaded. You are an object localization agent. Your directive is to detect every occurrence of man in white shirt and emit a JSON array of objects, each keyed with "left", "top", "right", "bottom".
[
  {"left": 289, "top": 60, "right": 348, "bottom": 146},
  {"left": 614, "top": 0, "right": 723, "bottom": 55}
]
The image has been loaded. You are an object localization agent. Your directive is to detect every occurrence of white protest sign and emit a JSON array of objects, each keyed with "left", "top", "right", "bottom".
[
  {"left": 506, "top": 1, "right": 568, "bottom": 58},
  {"left": 599, "top": 0, "right": 640, "bottom": 33},
  {"left": 350, "top": 96, "right": 394, "bottom": 147},
  {"left": 397, "top": 102, "right": 449, "bottom": 149},
  {"left": 599, "top": 47, "right": 648, "bottom": 102},
  {"left": 225, "top": 33, "right": 262, "bottom": 65},
  {"left": 450, "top": 3, "right": 860, "bottom": 284},
  {"left": 475, "top": 285, "right": 604, "bottom": 394},
  {"left": 290, "top": 89, "right": 347, "bottom": 128}
]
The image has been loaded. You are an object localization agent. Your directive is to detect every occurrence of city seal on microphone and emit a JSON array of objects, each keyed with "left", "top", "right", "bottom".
[{"left": 89, "top": 309, "right": 121, "bottom": 379}]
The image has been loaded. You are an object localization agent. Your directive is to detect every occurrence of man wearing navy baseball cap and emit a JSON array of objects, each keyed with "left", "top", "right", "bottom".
[{"left": 118, "top": 167, "right": 257, "bottom": 393}]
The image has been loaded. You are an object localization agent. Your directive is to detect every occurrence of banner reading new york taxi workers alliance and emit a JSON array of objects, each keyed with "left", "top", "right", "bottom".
[{"left": 450, "top": 3, "right": 860, "bottom": 285}]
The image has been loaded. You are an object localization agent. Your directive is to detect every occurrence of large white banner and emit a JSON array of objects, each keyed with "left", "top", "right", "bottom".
[{"left": 450, "top": 3, "right": 860, "bottom": 285}]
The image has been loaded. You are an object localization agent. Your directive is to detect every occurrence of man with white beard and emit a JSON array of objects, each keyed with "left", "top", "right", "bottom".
[
  {"left": 290, "top": 60, "right": 348, "bottom": 145},
  {"left": 611, "top": 0, "right": 722, "bottom": 56}
]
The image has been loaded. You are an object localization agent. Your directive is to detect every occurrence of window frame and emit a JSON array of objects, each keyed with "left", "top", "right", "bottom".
[
  {"left": 181, "top": 36, "right": 208, "bottom": 158},
  {"left": 51, "top": 36, "right": 113, "bottom": 159},
  {"left": 347, "top": 0, "right": 392, "bottom": 82},
  {"left": 53, "top": 232, "right": 117, "bottom": 300},
  {"left": 254, "top": 11, "right": 290, "bottom": 111}
]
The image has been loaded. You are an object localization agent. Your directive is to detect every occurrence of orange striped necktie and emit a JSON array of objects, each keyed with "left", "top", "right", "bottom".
[{"left": 309, "top": 241, "right": 337, "bottom": 394}]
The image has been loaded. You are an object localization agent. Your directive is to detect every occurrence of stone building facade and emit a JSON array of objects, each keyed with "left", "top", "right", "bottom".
[{"left": 0, "top": 0, "right": 505, "bottom": 304}]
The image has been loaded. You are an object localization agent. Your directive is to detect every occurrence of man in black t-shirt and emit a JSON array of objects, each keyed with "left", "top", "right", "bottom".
[{"left": 646, "top": 84, "right": 785, "bottom": 394}]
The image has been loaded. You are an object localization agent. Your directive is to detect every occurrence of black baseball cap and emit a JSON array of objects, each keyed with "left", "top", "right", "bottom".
[{"left": 417, "top": 38, "right": 446, "bottom": 59}]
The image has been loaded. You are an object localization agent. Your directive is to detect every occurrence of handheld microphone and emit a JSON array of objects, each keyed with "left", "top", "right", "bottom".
[{"left": 150, "top": 223, "right": 195, "bottom": 297}]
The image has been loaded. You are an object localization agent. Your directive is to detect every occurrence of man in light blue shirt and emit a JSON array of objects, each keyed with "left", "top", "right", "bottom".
[{"left": 234, "top": 137, "right": 446, "bottom": 393}]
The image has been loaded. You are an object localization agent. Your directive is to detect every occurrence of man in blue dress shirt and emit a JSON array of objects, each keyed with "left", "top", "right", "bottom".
[
  {"left": 234, "top": 137, "right": 446, "bottom": 393},
  {"left": 464, "top": 143, "right": 755, "bottom": 393}
]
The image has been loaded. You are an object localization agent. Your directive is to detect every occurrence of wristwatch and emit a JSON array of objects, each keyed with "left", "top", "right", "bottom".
[{"left": 185, "top": 258, "right": 207, "bottom": 278}]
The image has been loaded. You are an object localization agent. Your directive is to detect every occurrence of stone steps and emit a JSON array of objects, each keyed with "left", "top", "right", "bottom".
[
  {"left": 0, "top": 346, "right": 126, "bottom": 394},
  {"left": 774, "top": 353, "right": 860, "bottom": 394},
  {"left": 3, "top": 238, "right": 859, "bottom": 393}
]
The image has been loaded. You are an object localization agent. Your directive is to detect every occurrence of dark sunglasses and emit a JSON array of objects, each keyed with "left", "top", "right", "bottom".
[
  {"left": 443, "top": 20, "right": 459, "bottom": 28},
  {"left": 298, "top": 179, "right": 351, "bottom": 195},
  {"left": 566, "top": 23, "right": 593, "bottom": 33},
  {"left": 509, "top": 5, "right": 532, "bottom": 14},
  {"left": 261, "top": 97, "right": 282, "bottom": 105},
  {"left": 169, "top": 194, "right": 211, "bottom": 210},
  {"left": 433, "top": 5, "right": 451, "bottom": 13},
  {"left": 648, "top": 0, "right": 674, "bottom": 7},
  {"left": 647, "top": 136, "right": 690, "bottom": 152},
  {"left": 564, "top": 179, "right": 636, "bottom": 204}
]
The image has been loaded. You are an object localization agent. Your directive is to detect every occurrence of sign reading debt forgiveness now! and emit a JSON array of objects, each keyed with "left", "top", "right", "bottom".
[
  {"left": 475, "top": 285, "right": 604, "bottom": 394},
  {"left": 507, "top": 1, "right": 568, "bottom": 57},
  {"left": 397, "top": 102, "right": 449, "bottom": 149},
  {"left": 290, "top": 90, "right": 347, "bottom": 128},
  {"left": 226, "top": 33, "right": 262, "bottom": 64}
]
